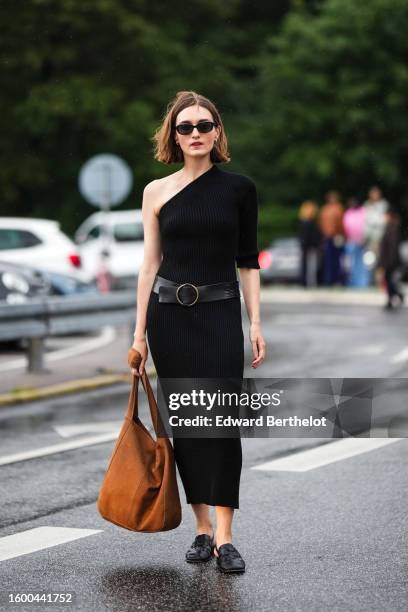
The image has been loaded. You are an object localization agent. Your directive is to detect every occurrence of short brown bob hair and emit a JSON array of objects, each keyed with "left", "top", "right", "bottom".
[{"left": 152, "top": 90, "right": 230, "bottom": 165}]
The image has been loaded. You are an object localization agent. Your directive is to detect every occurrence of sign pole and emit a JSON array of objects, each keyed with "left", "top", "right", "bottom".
[{"left": 78, "top": 154, "right": 133, "bottom": 293}]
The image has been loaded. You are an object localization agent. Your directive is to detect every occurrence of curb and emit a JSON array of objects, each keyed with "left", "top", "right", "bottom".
[
  {"left": 0, "top": 366, "right": 157, "bottom": 407},
  {"left": 259, "top": 284, "right": 407, "bottom": 306}
]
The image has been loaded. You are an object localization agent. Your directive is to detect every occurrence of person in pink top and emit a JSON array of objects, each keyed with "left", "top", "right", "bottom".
[{"left": 343, "top": 197, "right": 370, "bottom": 287}]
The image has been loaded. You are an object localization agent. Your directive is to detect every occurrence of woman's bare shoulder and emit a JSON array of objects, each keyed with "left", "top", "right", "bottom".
[{"left": 143, "top": 170, "right": 182, "bottom": 217}]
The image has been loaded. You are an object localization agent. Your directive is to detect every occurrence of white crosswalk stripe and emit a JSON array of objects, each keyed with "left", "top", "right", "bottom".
[
  {"left": 0, "top": 433, "right": 118, "bottom": 466},
  {"left": 252, "top": 438, "right": 403, "bottom": 472},
  {"left": 0, "top": 527, "right": 102, "bottom": 562}
]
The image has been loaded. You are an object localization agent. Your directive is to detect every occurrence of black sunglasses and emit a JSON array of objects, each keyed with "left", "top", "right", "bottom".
[{"left": 174, "top": 120, "right": 217, "bottom": 135}]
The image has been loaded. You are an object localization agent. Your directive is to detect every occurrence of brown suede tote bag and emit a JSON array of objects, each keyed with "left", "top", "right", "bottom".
[{"left": 97, "top": 348, "right": 182, "bottom": 532}]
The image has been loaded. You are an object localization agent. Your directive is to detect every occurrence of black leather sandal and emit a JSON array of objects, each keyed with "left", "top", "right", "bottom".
[
  {"left": 214, "top": 543, "right": 246, "bottom": 573},
  {"left": 185, "top": 533, "right": 215, "bottom": 563}
]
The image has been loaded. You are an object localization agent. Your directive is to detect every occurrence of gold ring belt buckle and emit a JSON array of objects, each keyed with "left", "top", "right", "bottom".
[{"left": 176, "top": 282, "right": 199, "bottom": 306}]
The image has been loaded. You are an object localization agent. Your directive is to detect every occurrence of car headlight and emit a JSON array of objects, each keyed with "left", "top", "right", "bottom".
[{"left": 1, "top": 272, "right": 30, "bottom": 294}]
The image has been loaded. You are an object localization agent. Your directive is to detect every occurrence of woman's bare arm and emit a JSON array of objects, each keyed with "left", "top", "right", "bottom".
[
  {"left": 131, "top": 180, "right": 163, "bottom": 375},
  {"left": 238, "top": 268, "right": 265, "bottom": 369}
]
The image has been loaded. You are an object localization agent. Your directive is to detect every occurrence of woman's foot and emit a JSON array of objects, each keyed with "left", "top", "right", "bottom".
[
  {"left": 185, "top": 527, "right": 215, "bottom": 563},
  {"left": 212, "top": 531, "right": 245, "bottom": 572},
  {"left": 213, "top": 531, "right": 232, "bottom": 556},
  {"left": 214, "top": 542, "right": 246, "bottom": 573}
]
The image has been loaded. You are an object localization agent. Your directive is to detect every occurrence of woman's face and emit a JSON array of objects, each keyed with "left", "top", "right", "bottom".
[{"left": 174, "top": 104, "right": 220, "bottom": 161}]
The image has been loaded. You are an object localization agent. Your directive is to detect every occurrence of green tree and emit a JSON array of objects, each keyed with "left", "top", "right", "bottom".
[
  {"left": 0, "top": 0, "right": 290, "bottom": 236},
  {"left": 250, "top": 0, "right": 408, "bottom": 228}
]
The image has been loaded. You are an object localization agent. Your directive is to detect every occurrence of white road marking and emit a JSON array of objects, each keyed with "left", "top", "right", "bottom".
[
  {"left": 0, "top": 527, "right": 102, "bottom": 562},
  {"left": 391, "top": 347, "right": 408, "bottom": 364},
  {"left": 0, "top": 326, "right": 116, "bottom": 373},
  {"left": 54, "top": 421, "right": 122, "bottom": 438},
  {"left": 260, "top": 288, "right": 388, "bottom": 306},
  {"left": 349, "top": 345, "right": 385, "bottom": 356},
  {"left": 0, "top": 421, "right": 154, "bottom": 466},
  {"left": 252, "top": 438, "right": 403, "bottom": 472},
  {"left": 0, "top": 432, "right": 118, "bottom": 466},
  {"left": 272, "top": 314, "right": 366, "bottom": 327}
]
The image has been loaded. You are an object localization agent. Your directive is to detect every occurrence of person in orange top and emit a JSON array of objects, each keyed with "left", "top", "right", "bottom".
[{"left": 318, "top": 190, "right": 346, "bottom": 286}]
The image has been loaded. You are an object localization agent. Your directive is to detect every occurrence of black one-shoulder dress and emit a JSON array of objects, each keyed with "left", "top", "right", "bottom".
[{"left": 146, "top": 164, "right": 260, "bottom": 509}]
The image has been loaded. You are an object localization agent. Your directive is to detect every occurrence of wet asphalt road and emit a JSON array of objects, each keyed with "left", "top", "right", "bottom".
[{"left": 0, "top": 300, "right": 407, "bottom": 612}]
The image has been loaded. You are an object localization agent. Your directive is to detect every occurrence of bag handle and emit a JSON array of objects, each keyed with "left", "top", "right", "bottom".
[{"left": 127, "top": 348, "right": 160, "bottom": 435}]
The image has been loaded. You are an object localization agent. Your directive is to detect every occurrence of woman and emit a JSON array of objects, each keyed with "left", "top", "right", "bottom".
[
  {"left": 130, "top": 90, "right": 265, "bottom": 573},
  {"left": 343, "top": 197, "right": 370, "bottom": 288}
]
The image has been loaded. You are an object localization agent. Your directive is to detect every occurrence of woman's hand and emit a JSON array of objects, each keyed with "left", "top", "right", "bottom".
[
  {"left": 249, "top": 322, "right": 266, "bottom": 368},
  {"left": 131, "top": 337, "right": 148, "bottom": 376}
]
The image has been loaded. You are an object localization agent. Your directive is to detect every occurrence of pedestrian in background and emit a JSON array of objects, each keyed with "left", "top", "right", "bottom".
[
  {"left": 343, "top": 197, "right": 370, "bottom": 287},
  {"left": 363, "top": 186, "right": 389, "bottom": 277},
  {"left": 376, "top": 206, "right": 404, "bottom": 310},
  {"left": 297, "top": 200, "right": 322, "bottom": 287},
  {"left": 318, "top": 190, "right": 345, "bottom": 286}
]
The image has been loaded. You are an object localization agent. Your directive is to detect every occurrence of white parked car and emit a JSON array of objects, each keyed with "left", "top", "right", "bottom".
[
  {"left": 0, "top": 217, "right": 92, "bottom": 282},
  {"left": 74, "top": 209, "right": 144, "bottom": 288}
]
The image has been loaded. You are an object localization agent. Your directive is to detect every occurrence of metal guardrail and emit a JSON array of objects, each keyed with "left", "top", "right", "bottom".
[{"left": 0, "top": 291, "right": 136, "bottom": 372}]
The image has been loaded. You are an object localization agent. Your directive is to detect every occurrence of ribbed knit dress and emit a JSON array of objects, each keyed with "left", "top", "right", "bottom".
[{"left": 146, "top": 163, "right": 260, "bottom": 509}]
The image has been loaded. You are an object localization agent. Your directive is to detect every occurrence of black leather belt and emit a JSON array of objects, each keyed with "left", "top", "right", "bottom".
[{"left": 152, "top": 275, "right": 240, "bottom": 306}]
